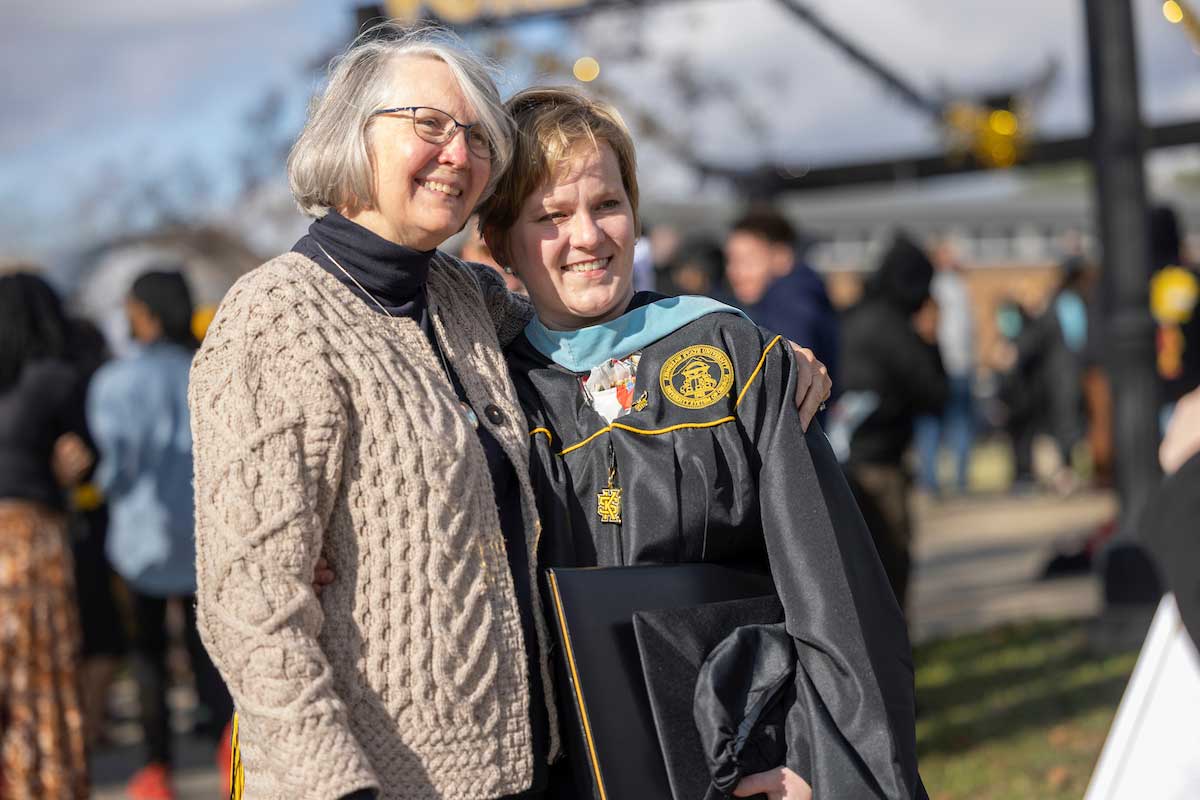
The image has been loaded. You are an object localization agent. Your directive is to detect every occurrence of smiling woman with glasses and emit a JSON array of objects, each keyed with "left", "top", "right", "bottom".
[{"left": 189, "top": 23, "right": 561, "bottom": 800}]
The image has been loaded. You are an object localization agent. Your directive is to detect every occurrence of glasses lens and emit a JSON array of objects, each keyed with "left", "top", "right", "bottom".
[
  {"left": 466, "top": 127, "right": 493, "bottom": 160},
  {"left": 408, "top": 107, "right": 492, "bottom": 160},
  {"left": 411, "top": 107, "right": 454, "bottom": 145}
]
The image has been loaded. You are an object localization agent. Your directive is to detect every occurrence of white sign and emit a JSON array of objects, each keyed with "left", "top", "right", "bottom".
[{"left": 1085, "top": 595, "right": 1200, "bottom": 800}]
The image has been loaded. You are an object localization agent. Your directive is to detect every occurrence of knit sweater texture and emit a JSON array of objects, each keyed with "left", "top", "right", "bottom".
[{"left": 189, "top": 252, "right": 557, "bottom": 799}]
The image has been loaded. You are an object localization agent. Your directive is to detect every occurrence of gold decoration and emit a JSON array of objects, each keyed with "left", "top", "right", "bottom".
[
  {"left": 659, "top": 345, "right": 735, "bottom": 409},
  {"left": 597, "top": 487, "right": 622, "bottom": 524}
]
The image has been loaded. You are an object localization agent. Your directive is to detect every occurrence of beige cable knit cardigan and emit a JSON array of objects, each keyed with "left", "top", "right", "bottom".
[{"left": 188, "top": 252, "right": 558, "bottom": 800}]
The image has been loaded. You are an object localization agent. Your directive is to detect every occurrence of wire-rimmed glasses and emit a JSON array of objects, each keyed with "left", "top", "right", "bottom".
[{"left": 371, "top": 105, "right": 493, "bottom": 160}]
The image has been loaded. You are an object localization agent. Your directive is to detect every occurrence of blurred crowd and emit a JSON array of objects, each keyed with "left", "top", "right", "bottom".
[
  {"left": 1, "top": 197, "right": 1197, "bottom": 798},
  {"left": 1, "top": 267, "right": 230, "bottom": 800}
]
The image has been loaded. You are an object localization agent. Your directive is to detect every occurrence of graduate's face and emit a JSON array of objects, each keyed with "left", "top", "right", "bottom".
[{"left": 507, "top": 143, "right": 636, "bottom": 331}]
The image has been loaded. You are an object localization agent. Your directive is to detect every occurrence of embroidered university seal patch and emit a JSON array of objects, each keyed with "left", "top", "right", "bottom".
[{"left": 659, "top": 345, "right": 734, "bottom": 409}]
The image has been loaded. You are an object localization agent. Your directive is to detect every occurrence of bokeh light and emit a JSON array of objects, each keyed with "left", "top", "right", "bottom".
[
  {"left": 573, "top": 56, "right": 601, "bottom": 82},
  {"left": 1164, "top": 0, "right": 1184, "bottom": 24}
]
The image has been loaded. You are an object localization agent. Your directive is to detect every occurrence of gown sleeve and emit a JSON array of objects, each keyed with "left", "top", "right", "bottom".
[{"left": 742, "top": 334, "right": 927, "bottom": 799}]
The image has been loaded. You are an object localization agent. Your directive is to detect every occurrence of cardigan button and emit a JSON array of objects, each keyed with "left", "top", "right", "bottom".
[{"left": 484, "top": 404, "right": 506, "bottom": 426}]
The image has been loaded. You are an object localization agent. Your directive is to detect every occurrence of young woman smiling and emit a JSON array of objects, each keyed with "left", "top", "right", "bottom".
[{"left": 480, "top": 87, "right": 927, "bottom": 800}]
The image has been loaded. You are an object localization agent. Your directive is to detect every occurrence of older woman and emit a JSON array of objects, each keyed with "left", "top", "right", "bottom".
[
  {"left": 478, "top": 88, "right": 925, "bottom": 800},
  {"left": 190, "top": 25, "right": 560, "bottom": 800}
]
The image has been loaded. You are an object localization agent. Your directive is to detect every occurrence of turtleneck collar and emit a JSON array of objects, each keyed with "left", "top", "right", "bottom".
[{"left": 292, "top": 209, "right": 436, "bottom": 320}]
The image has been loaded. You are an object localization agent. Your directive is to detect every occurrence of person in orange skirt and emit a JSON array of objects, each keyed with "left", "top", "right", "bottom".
[{"left": 0, "top": 271, "right": 93, "bottom": 800}]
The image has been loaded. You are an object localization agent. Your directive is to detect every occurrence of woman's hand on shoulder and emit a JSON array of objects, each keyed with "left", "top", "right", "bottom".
[
  {"left": 733, "top": 766, "right": 812, "bottom": 800},
  {"left": 788, "top": 341, "right": 831, "bottom": 431}
]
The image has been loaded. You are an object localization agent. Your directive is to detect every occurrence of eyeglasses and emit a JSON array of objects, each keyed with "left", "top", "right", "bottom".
[{"left": 371, "top": 105, "right": 493, "bottom": 160}]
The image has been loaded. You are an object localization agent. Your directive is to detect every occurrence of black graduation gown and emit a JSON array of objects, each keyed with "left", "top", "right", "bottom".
[{"left": 506, "top": 311, "right": 927, "bottom": 799}]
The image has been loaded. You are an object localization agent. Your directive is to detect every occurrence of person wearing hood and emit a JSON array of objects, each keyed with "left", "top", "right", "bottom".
[
  {"left": 833, "top": 233, "right": 948, "bottom": 613},
  {"left": 725, "top": 208, "right": 839, "bottom": 394}
]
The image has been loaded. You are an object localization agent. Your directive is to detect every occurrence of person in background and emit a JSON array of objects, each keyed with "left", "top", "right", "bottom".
[
  {"left": 991, "top": 297, "right": 1043, "bottom": 491},
  {"left": 915, "top": 240, "right": 975, "bottom": 496},
  {"left": 834, "top": 234, "right": 948, "bottom": 613},
  {"left": 725, "top": 207, "right": 839, "bottom": 391},
  {"left": 64, "top": 316, "right": 128, "bottom": 749},
  {"left": 1035, "top": 257, "right": 1092, "bottom": 495},
  {"left": 665, "top": 234, "right": 727, "bottom": 299},
  {"left": 1149, "top": 204, "right": 1200, "bottom": 426},
  {"left": 88, "top": 269, "right": 232, "bottom": 800},
  {"left": 0, "top": 271, "right": 92, "bottom": 800}
]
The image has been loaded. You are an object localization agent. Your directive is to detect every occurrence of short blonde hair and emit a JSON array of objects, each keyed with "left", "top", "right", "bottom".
[
  {"left": 287, "top": 23, "right": 513, "bottom": 218},
  {"left": 478, "top": 86, "right": 639, "bottom": 267}
]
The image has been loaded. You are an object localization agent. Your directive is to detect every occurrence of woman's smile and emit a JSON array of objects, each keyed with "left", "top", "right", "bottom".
[{"left": 562, "top": 256, "right": 611, "bottom": 276}]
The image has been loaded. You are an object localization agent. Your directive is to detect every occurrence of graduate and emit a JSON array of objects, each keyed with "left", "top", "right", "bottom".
[{"left": 479, "top": 87, "right": 928, "bottom": 800}]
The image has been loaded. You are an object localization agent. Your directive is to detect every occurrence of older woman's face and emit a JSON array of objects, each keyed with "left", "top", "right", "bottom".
[
  {"left": 506, "top": 142, "right": 636, "bottom": 331},
  {"left": 363, "top": 56, "right": 491, "bottom": 250}
]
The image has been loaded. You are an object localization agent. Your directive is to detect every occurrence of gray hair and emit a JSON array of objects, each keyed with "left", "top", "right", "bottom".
[{"left": 287, "top": 22, "right": 513, "bottom": 219}]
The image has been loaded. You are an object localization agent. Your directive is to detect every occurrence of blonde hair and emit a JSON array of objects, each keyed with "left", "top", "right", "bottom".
[
  {"left": 287, "top": 22, "right": 513, "bottom": 218},
  {"left": 478, "top": 86, "right": 639, "bottom": 267}
]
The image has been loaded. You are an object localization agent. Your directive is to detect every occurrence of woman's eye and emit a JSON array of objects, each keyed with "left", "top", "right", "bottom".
[{"left": 598, "top": 199, "right": 621, "bottom": 211}]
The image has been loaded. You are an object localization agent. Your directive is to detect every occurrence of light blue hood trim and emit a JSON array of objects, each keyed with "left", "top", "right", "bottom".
[{"left": 524, "top": 296, "right": 747, "bottom": 372}]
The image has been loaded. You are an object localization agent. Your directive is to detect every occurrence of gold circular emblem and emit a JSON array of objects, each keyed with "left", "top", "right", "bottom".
[{"left": 659, "top": 345, "right": 735, "bottom": 409}]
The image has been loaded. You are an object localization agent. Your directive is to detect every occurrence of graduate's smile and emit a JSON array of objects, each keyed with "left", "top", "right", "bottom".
[{"left": 562, "top": 256, "right": 611, "bottom": 278}]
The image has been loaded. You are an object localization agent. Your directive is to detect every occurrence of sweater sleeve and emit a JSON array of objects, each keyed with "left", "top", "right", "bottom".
[
  {"left": 459, "top": 258, "right": 534, "bottom": 346},
  {"left": 189, "top": 331, "right": 379, "bottom": 800}
]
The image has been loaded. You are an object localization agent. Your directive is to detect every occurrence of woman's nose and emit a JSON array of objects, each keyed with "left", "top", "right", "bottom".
[
  {"left": 438, "top": 128, "right": 471, "bottom": 166},
  {"left": 570, "top": 213, "right": 603, "bottom": 249}
]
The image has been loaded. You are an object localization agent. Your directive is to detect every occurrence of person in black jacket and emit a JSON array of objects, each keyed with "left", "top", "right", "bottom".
[
  {"left": 832, "top": 234, "right": 948, "bottom": 613},
  {"left": 0, "top": 271, "right": 94, "bottom": 799}
]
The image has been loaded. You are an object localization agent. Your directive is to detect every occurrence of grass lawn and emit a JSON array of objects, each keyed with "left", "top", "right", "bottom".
[{"left": 915, "top": 618, "right": 1140, "bottom": 800}]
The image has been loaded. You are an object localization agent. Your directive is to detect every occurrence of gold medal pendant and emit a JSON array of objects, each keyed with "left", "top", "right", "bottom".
[
  {"left": 597, "top": 441, "right": 622, "bottom": 524},
  {"left": 597, "top": 486, "right": 623, "bottom": 524}
]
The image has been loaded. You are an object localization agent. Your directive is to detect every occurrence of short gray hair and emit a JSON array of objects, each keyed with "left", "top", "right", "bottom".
[{"left": 287, "top": 22, "right": 513, "bottom": 219}]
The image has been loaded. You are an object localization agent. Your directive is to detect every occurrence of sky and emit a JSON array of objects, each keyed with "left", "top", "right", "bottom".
[{"left": 2, "top": 0, "right": 1198, "bottom": 264}]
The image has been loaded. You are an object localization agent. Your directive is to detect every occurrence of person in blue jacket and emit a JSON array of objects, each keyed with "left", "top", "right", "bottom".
[
  {"left": 725, "top": 207, "right": 839, "bottom": 395},
  {"left": 88, "top": 268, "right": 233, "bottom": 800}
]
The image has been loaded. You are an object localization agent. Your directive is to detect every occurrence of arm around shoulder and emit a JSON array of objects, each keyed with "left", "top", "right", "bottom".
[{"left": 456, "top": 256, "right": 533, "bottom": 346}]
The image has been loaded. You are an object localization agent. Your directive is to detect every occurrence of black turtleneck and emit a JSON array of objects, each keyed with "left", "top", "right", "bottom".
[
  {"left": 294, "top": 210, "right": 434, "bottom": 322},
  {"left": 293, "top": 213, "right": 551, "bottom": 799}
]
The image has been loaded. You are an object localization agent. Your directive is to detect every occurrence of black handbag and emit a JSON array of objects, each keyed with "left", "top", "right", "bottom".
[{"left": 544, "top": 564, "right": 785, "bottom": 800}]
